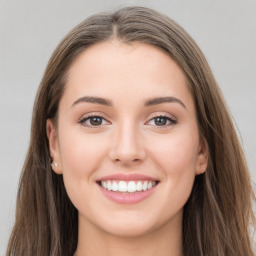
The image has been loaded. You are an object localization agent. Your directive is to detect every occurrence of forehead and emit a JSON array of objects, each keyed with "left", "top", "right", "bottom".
[{"left": 61, "top": 40, "right": 194, "bottom": 110}]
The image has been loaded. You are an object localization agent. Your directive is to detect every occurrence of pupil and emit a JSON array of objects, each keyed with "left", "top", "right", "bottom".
[
  {"left": 155, "top": 117, "right": 166, "bottom": 126},
  {"left": 91, "top": 117, "right": 102, "bottom": 125}
]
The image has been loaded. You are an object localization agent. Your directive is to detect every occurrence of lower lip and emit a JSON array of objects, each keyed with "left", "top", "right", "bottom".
[{"left": 98, "top": 184, "right": 158, "bottom": 204}]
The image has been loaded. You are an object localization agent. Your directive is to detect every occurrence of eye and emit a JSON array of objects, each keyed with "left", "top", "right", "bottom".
[
  {"left": 146, "top": 115, "right": 177, "bottom": 127},
  {"left": 79, "top": 115, "right": 110, "bottom": 127}
]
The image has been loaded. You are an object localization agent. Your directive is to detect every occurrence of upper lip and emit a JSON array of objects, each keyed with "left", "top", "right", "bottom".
[{"left": 97, "top": 173, "right": 159, "bottom": 182}]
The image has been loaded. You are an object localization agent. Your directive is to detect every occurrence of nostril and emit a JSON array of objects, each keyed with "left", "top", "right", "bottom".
[{"left": 114, "top": 158, "right": 142, "bottom": 166}]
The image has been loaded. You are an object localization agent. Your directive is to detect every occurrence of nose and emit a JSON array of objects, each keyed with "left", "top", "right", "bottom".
[{"left": 108, "top": 122, "right": 146, "bottom": 166}]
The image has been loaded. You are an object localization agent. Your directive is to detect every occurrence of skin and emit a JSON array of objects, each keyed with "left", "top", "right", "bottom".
[{"left": 47, "top": 41, "right": 208, "bottom": 256}]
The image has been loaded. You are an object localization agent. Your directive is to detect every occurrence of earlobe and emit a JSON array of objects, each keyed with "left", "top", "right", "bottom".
[
  {"left": 195, "top": 137, "right": 209, "bottom": 175},
  {"left": 46, "top": 119, "right": 62, "bottom": 174}
]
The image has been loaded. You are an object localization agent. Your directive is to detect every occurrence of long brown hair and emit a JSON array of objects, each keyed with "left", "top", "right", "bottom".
[{"left": 7, "top": 6, "right": 255, "bottom": 256}]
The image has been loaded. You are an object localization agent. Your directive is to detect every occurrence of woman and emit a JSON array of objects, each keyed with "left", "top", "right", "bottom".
[{"left": 7, "top": 6, "right": 255, "bottom": 256}]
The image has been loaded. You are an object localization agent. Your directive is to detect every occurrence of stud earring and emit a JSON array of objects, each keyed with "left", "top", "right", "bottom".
[{"left": 52, "top": 162, "right": 58, "bottom": 167}]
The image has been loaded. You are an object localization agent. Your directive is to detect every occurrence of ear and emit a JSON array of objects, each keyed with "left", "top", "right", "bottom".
[
  {"left": 46, "top": 119, "right": 62, "bottom": 174},
  {"left": 195, "top": 136, "right": 208, "bottom": 175}
]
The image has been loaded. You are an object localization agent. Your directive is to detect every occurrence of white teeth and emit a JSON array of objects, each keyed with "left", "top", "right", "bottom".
[
  {"left": 100, "top": 180, "right": 157, "bottom": 192},
  {"left": 127, "top": 181, "right": 136, "bottom": 192},
  {"left": 102, "top": 181, "right": 107, "bottom": 189},
  {"left": 142, "top": 181, "right": 148, "bottom": 191},
  {"left": 107, "top": 181, "right": 112, "bottom": 190},
  {"left": 136, "top": 181, "right": 143, "bottom": 191},
  {"left": 118, "top": 181, "right": 127, "bottom": 192},
  {"left": 112, "top": 181, "right": 118, "bottom": 191}
]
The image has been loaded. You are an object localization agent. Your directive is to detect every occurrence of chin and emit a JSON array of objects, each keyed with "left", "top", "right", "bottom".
[
  {"left": 90, "top": 208, "right": 181, "bottom": 239},
  {"left": 101, "top": 220, "right": 156, "bottom": 238}
]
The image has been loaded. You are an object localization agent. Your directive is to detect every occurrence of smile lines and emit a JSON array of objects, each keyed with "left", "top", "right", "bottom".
[{"left": 100, "top": 180, "right": 158, "bottom": 193}]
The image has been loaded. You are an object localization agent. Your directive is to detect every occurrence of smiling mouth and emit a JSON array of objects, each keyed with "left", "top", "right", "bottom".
[{"left": 97, "top": 180, "right": 159, "bottom": 193}]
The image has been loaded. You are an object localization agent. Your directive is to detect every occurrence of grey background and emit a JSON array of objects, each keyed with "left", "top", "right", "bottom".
[{"left": 0, "top": 0, "right": 255, "bottom": 254}]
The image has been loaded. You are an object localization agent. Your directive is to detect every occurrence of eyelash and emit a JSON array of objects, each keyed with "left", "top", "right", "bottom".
[
  {"left": 146, "top": 115, "right": 177, "bottom": 127},
  {"left": 79, "top": 114, "right": 177, "bottom": 128}
]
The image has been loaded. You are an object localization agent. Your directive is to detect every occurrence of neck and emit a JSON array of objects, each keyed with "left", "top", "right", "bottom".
[{"left": 74, "top": 213, "right": 183, "bottom": 256}]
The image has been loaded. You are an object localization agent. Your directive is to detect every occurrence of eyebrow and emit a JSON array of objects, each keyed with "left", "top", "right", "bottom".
[
  {"left": 144, "top": 97, "right": 186, "bottom": 109},
  {"left": 72, "top": 96, "right": 112, "bottom": 107},
  {"left": 72, "top": 96, "right": 186, "bottom": 109}
]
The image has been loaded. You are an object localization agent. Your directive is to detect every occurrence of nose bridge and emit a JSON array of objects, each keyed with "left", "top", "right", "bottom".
[{"left": 109, "top": 118, "right": 145, "bottom": 164}]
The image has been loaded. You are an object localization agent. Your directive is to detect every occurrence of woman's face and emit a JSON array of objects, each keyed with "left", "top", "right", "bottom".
[{"left": 47, "top": 41, "right": 208, "bottom": 237}]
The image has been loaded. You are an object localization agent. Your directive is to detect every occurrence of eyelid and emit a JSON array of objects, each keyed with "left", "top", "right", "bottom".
[
  {"left": 78, "top": 111, "right": 109, "bottom": 120},
  {"left": 145, "top": 112, "right": 177, "bottom": 127},
  {"left": 78, "top": 112, "right": 111, "bottom": 127},
  {"left": 77, "top": 111, "right": 177, "bottom": 128},
  {"left": 146, "top": 112, "right": 177, "bottom": 121}
]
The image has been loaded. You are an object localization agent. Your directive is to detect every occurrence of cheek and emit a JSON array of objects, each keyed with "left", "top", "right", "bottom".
[
  {"left": 57, "top": 128, "right": 109, "bottom": 209},
  {"left": 58, "top": 128, "right": 108, "bottom": 180},
  {"left": 151, "top": 131, "right": 199, "bottom": 211},
  {"left": 138, "top": 130, "right": 200, "bottom": 226},
  {"left": 149, "top": 129, "right": 199, "bottom": 183}
]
